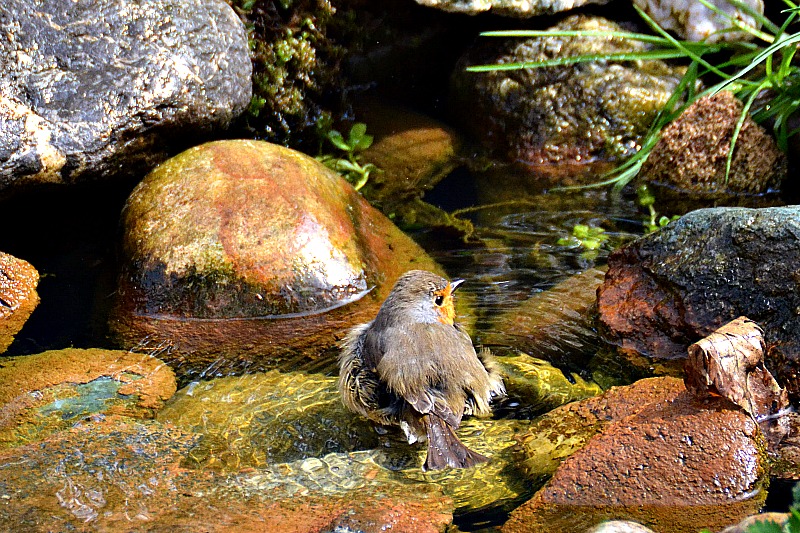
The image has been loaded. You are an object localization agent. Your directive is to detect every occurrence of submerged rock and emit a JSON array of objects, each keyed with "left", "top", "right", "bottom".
[
  {"left": 356, "top": 100, "right": 473, "bottom": 237},
  {"left": 508, "top": 377, "right": 769, "bottom": 533},
  {"left": 159, "top": 369, "right": 532, "bottom": 514},
  {"left": 0, "top": 251, "right": 38, "bottom": 354},
  {"left": 109, "top": 140, "right": 444, "bottom": 378},
  {"left": 640, "top": 91, "right": 786, "bottom": 196},
  {"left": 0, "top": 416, "right": 454, "bottom": 532},
  {"left": 484, "top": 267, "right": 606, "bottom": 371},
  {"left": 596, "top": 206, "right": 800, "bottom": 399},
  {"left": 0, "top": 0, "right": 251, "bottom": 195},
  {"left": 0, "top": 348, "right": 176, "bottom": 448},
  {"left": 450, "top": 16, "right": 685, "bottom": 172}
]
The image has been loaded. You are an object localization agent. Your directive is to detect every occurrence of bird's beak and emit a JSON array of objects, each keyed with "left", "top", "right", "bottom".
[{"left": 449, "top": 279, "right": 465, "bottom": 293}]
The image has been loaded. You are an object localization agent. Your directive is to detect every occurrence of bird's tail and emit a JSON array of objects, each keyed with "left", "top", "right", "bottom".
[{"left": 422, "top": 413, "right": 488, "bottom": 472}]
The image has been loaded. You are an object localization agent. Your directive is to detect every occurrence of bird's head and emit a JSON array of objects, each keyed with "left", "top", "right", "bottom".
[{"left": 383, "top": 270, "right": 464, "bottom": 326}]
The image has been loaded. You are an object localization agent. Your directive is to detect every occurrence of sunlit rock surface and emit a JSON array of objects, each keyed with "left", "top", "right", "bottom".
[
  {"left": 507, "top": 377, "right": 769, "bottom": 533},
  {"left": 633, "top": 0, "right": 764, "bottom": 43},
  {"left": 159, "top": 370, "right": 532, "bottom": 514},
  {"left": 0, "top": 348, "right": 176, "bottom": 448},
  {"left": 109, "top": 140, "right": 445, "bottom": 378},
  {"left": 0, "top": 0, "right": 251, "bottom": 196},
  {"left": 0, "top": 251, "right": 38, "bottom": 353},
  {"left": 0, "top": 416, "right": 454, "bottom": 532},
  {"left": 597, "top": 206, "right": 800, "bottom": 400},
  {"left": 641, "top": 92, "right": 786, "bottom": 196},
  {"left": 450, "top": 16, "right": 685, "bottom": 172},
  {"left": 414, "top": 0, "right": 611, "bottom": 17}
]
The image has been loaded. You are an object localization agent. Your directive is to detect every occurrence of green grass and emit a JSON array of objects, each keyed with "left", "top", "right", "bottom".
[{"left": 469, "top": 1, "right": 800, "bottom": 191}]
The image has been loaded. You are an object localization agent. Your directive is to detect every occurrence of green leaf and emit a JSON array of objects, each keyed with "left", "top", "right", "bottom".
[
  {"left": 349, "top": 122, "right": 368, "bottom": 144},
  {"left": 327, "top": 130, "right": 351, "bottom": 152}
]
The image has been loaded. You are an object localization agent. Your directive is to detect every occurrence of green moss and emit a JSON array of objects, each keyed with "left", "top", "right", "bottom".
[{"left": 228, "top": 0, "right": 346, "bottom": 149}]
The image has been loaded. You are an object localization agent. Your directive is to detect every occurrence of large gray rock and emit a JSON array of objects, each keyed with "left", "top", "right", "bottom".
[
  {"left": 597, "top": 206, "right": 800, "bottom": 400},
  {"left": 0, "top": 0, "right": 251, "bottom": 195}
]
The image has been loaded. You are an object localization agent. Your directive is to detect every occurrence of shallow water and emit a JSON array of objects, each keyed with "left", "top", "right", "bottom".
[{"left": 0, "top": 165, "right": 783, "bottom": 530}]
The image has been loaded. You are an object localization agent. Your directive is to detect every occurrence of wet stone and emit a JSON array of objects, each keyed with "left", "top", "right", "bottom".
[
  {"left": 507, "top": 377, "right": 769, "bottom": 533},
  {"left": 596, "top": 205, "right": 800, "bottom": 400},
  {"left": 450, "top": 16, "right": 685, "bottom": 173},
  {"left": 0, "top": 0, "right": 251, "bottom": 195},
  {"left": 110, "top": 139, "right": 445, "bottom": 378},
  {"left": 414, "top": 0, "right": 612, "bottom": 16},
  {"left": 0, "top": 348, "right": 176, "bottom": 448},
  {"left": 0, "top": 251, "right": 38, "bottom": 354}
]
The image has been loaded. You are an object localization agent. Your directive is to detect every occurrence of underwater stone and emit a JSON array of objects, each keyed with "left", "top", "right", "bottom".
[
  {"left": 109, "top": 139, "right": 445, "bottom": 377},
  {"left": 0, "top": 251, "right": 38, "bottom": 354},
  {"left": 633, "top": 0, "right": 764, "bottom": 43},
  {"left": 414, "top": 0, "right": 612, "bottom": 17},
  {"left": 0, "top": 348, "right": 176, "bottom": 448}
]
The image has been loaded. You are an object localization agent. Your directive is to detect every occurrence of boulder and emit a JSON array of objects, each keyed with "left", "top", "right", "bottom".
[
  {"left": 109, "top": 140, "right": 446, "bottom": 378},
  {"left": 0, "top": 251, "right": 38, "bottom": 353},
  {"left": 450, "top": 16, "right": 685, "bottom": 173},
  {"left": 507, "top": 378, "right": 769, "bottom": 533},
  {"left": 596, "top": 206, "right": 800, "bottom": 399},
  {"left": 640, "top": 91, "right": 786, "bottom": 196},
  {"left": 0, "top": 0, "right": 251, "bottom": 195}
]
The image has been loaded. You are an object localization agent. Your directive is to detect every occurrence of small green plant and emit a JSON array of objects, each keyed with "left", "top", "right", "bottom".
[
  {"left": 636, "top": 185, "right": 680, "bottom": 233},
  {"left": 469, "top": 1, "right": 800, "bottom": 191},
  {"left": 557, "top": 223, "right": 609, "bottom": 250},
  {"left": 316, "top": 122, "right": 378, "bottom": 190}
]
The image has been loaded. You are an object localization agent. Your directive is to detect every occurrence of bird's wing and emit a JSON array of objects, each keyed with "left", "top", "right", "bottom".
[{"left": 375, "top": 323, "right": 462, "bottom": 427}]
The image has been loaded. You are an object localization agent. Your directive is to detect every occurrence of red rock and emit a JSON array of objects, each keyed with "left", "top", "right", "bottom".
[{"left": 0, "top": 251, "right": 39, "bottom": 354}]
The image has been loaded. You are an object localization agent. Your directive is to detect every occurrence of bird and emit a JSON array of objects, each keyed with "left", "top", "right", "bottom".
[{"left": 338, "top": 269, "right": 505, "bottom": 471}]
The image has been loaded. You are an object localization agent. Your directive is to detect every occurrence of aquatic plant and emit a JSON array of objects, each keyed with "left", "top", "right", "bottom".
[
  {"left": 468, "top": 1, "right": 800, "bottom": 191},
  {"left": 636, "top": 185, "right": 680, "bottom": 233},
  {"left": 316, "top": 122, "right": 379, "bottom": 190}
]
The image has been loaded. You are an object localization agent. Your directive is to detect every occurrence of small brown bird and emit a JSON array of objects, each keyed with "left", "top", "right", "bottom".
[{"left": 338, "top": 269, "right": 505, "bottom": 471}]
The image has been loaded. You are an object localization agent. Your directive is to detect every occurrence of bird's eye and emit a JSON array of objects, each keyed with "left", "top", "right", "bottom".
[{"left": 434, "top": 295, "right": 444, "bottom": 306}]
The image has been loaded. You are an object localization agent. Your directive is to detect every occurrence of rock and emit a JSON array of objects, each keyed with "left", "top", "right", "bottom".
[
  {"left": 484, "top": 267, "right": 606, "bottom": 370},
  {"left": 507, "top": 378, "right": 769, "bottom": 533},
  {"left": 0, "top": 348, "right": 176, "bottom": 448},
  {"left": 596, "top": 206, "right": 800, "bottom": 399},
  {"left": 720, "top": 513, "right": 792, "bottom": 533},
  {"left": 109, "top": 139, "right": 446, "bottom": 378},
  {"left": 0, "top": 0, "right": 251, "bottom": 195},
  {"left": 633, "top": 0, "right": 764, "bottom": 43},
  {"left": 495, "top": 353, "right": 603, "bottom": 418},
  {"left": 0, "top": 415, "right": 455, "bottom": 532},
  {"left": 158, "top": 369, "right": 531, "bottom": 514},
  {"left": 414, "top": 0, "right": 612, "bottom": 17},
  {"left": 514, "top": 377, "right": 686, "bottom": 479},
  {"left": 640, "top": 92, "right": 786, "bottom": 196},
  {"left": 356, "top": 100, "right": 473, "bottom": 237},
  {"left": 0, "top": 251, "right": 38, "bottom": 353},
  {"left": 587, "top": 522, "right": 656, "bottom": 533},
  {"left": 450, "top": 16, "right": 685, "bottom": 172}
]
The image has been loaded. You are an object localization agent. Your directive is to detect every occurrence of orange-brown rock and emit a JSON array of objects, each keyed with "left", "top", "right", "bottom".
[
  {"left": 0, "top": 251, "right": 39, "bottom": 354},
  {"left": 0, "top": 416, "right": 454, "bottom": 532},
  {"left": 109, "top": 140, "right": 445, "bottom": 377},
  {"left": 506, "top": 378, "right": 768, "bottom": 533},
  {"left": 0, "top": 348, "right": 176, "bottom": 447},
  {"left": 641, "top": 91, "right": 786, "bottom": 196}
]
